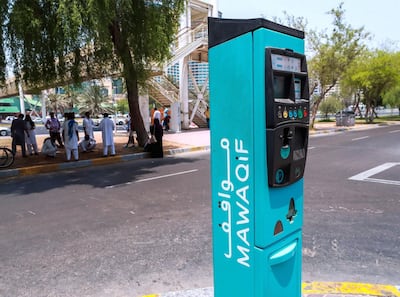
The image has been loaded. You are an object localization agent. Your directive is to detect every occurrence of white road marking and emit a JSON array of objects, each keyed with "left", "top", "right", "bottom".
[
  {"left": 105, "top": 169, "right": 199, "bottom": 188},
  {"left": 362, "top": 178, "right": 400, "bottom": 186},
  {"left": 135, "top": 169, "right": 199, "bottom": 183},
  {"left": 349, "top": 162, "right": 400, "bottom": 186},
  {"left": 308, "top": 146, "right": 316, "bottom": 150},
  {"left": 352, "top": 136, "right": 369, "bottom": 141},
  {"left": 389, "top": 129, "right": 400, "bottom": 134}
]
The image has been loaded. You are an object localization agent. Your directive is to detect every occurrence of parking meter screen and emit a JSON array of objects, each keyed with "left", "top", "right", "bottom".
[
  {"left": 273, "top": 76, "right": 290, "bottom": 100},
  {"left": 271, "top": 53, "right": 301, "bottom": 72}
]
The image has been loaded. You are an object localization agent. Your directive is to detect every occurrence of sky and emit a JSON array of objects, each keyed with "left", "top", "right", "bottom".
[{"left": 217, "top": 0, "right": 400, "bottom": 49}]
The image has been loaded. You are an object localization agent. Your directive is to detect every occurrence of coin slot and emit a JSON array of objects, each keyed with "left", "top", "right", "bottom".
[
  {"left": 286, "top": 198, "right": 297, "bottom": 223},
  {"left": 274, "top": 220, "right": 283, "bottom": 235}
]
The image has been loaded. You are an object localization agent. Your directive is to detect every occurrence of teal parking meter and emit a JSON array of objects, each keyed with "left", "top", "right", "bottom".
[{"left": 208, "top": 18, "right": 309, "bottom": 297}]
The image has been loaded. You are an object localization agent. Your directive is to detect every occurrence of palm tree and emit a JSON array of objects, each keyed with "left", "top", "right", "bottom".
[
  {"left": 63, "top": 85, "right": 81, "bottom": 112},
  {"left": 78, "top": 85, "right": 114, "bottom": 116},
  {"left": 46, "top": 93, "right": 70, "bottom": 115}
]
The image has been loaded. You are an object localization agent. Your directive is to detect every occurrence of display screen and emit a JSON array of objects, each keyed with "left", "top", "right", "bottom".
[
  {"left": 273, "top": 76, "right": 290, "bottom": 99},
  {"left": 294, "top": 78, "right": 301, "bottom": 100},
  {"left": 271, "top": 54, "right": 301, "bottom": 72}
]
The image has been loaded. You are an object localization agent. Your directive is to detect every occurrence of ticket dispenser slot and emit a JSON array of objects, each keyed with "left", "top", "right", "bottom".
[{"left": 265, "top": 48, "right": 310, "bottom": 187}]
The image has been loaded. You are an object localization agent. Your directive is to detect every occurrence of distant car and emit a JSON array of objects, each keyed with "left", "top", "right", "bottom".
[
  {"left": 116, "top": 118, "right": 126, "bottom": 125},
  {"left": 109, "top": 115, "right": 127, "bottom": 125},
  {"left": 0, "top": 126, "right": 11, "bottom": 136},
  {"left": 31, "top": 116, "right": 44, "bottom": 123},
  {"left": 1, "top": 116, "right": 15, "bottom": 124}
]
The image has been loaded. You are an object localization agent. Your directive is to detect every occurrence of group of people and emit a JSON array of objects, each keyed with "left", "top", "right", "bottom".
[
  {"left": 10, "top": 113, "right": 39, "bottom": 157},
  {"left": 41, "top": 111, "right": 101, "bottom": 161},
  {"left": 10, "top": 111, "right": 117, "bottom": 161},
  {"left": 9, "top": 108, "right": 167, "bottom": 162}
]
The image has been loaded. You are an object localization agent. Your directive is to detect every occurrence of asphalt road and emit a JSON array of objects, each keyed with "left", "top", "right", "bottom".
[
  {"left": 0, "top": 153, "right": 212, "bottom": 297},
  {"left": 303, "top": 125, "right": 400, "bottom": 285},
  {"left": 0, "top": 125, "right": 399, "bottom": 297}
]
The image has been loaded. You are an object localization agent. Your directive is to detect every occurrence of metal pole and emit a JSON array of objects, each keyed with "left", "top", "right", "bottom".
[
  {"left": 113, "top": 86, "right": 117, "bottom": 134},
  {"left": 18, "top": 82, "right": 25, "bottom": 115},
  {"left": 41, "top": 90, "right": 48, "bottom": 123}
]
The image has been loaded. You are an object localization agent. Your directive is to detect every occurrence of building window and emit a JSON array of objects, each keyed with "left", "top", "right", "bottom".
[{"left": 112, "top": 78, "right": 124, "bottom": 94}]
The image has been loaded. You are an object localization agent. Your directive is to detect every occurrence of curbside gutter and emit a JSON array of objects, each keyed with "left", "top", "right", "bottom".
[{"left": 0, "top": 145, "right": 210, "bottom": 179}]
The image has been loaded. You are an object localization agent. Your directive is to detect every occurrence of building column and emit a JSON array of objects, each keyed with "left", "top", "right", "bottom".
[
  {"left": 41, "top": 90, "right": 48, "bottom": 122},
  {"left": 170, "top": 101, "right": 181, "bottom": 133},
  {"left": 139, "top": 92, "right": 150, "bottom": 132},
  {"left": 180, "top": 56, "right": 190, "bottom": 129}
]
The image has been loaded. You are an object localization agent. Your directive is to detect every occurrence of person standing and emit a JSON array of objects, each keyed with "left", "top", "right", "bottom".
[
  {"left": 62, "top": 112, "right": 79, "bottom": 161},
  {"left": 45, "top": 112, "right": 64, "bottom": 148},
  {"left": 205, "top": 106, "right": 210, "bottom": 128},
  {"left": 163, "top": 111, "right": 170, "bottom": 132},
  {"left": 153, "top": 107, "right": 161, "bottom": 122},
  {"left": 24, "top": 114, "right": 39, "bottom": 155},
  {"left": 81, "top": 111, "right": 96, "bottom": 152},
  {"left": 99, "top": 113, "right": 115, "bottom": 157},
  {"left": 124, "top": 118, "right": 135, "bottom": 148},
  {"left": 82, "top": 111, "right": 95, "bottom": 140},
  {"left": 10, "top": 113, "right": 27, "bottom": 157},
  {"left": 151, "top": 118, "right": 164, "bottom": 158}
]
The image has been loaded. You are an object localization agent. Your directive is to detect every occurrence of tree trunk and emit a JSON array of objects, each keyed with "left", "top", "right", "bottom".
[
  {"left": 125, "top": 77, "right": 148, "bottom": 147},
  {"left": 310, "top": 97, "right": 322, "bottom": 129},
  {"left": 109, "top": 20, "right": 148, "bottom": 147}
]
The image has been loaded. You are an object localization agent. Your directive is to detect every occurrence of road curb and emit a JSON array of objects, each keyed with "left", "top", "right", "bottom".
[
  {"left": 0, "top": 146, "right": 210, "bottom": 178},
  {"left": 164, "top": 145, "right": 210, "bottom": 155}
]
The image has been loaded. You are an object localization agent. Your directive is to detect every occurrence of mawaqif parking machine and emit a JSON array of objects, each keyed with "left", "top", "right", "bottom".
[{"left": 208, "top": 18, "right": 310, "bottom": 297}]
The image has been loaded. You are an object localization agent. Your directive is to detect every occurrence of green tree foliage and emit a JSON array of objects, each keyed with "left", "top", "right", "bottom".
[
  {"left": 2, "top": 0, "right": 185, "bottom": 146},
  {"left": 0, "top": 0, "right": 7, "bottom": 83},
  {"left": 46, "top": 93, "right": 71, "bottom": 116},
  {"left": 342, "top": 50, "right": 400, "bottom": 121},
  {"left": 117, "top": 98, "right": 129, "bottom": 115},
  {"left": 319, "top": 95, "right": 343, "bottom": 119},
  {"left": 383, "top": 85, "right": 400, "bottom": 115},
  {"left": 78, "top": 85, "right": 114, "bottom": 116},
  {"left": 307, "top": 2, "right": 368, "bottom": 128}
]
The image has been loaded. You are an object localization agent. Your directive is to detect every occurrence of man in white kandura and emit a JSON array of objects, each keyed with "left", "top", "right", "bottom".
[
  {"left": 99, "top": 113, "right": 115, "bottom": 157},
  {"left": 81, "top": 111, "right": 96, "bottom": 152},
  {"left": 83, "top": 111, "right": 95, "bottom": 139}
]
